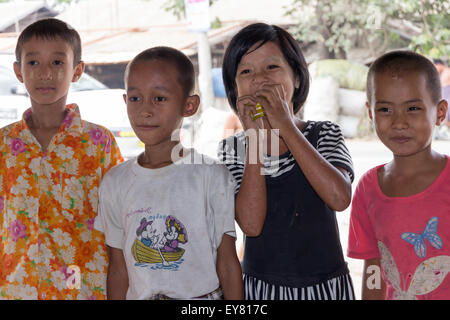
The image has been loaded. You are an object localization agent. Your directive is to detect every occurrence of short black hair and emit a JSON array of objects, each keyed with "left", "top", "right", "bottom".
[
  {"left": 222, "top": 23, "right": 309, "bottom": 114},
  {"left": 124, "top": 46, "right": 195, "bottom": 97},
  {"left": 367, "top": 50, "right": 442, "bottom": 105},
  {"left": 15, "top": 18, "right": 82, "bottom": 67}
]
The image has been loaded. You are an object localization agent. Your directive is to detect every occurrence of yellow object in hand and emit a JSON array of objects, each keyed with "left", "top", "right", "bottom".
[{"left": 251, "top": 103, "right": 265, "bottom": 121}]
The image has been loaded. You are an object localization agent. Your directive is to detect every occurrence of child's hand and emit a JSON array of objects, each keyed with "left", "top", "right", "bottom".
[
  {"left": 236, "top": 95, "right": 266, "bottom": 131},
  {"left": 255, "top": 83, "right": 295, "bottom": 136}
]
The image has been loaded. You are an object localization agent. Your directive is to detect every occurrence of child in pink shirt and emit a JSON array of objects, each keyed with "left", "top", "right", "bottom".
[{"left": 347, "top": 50, "right": 450, "bottom": 300}]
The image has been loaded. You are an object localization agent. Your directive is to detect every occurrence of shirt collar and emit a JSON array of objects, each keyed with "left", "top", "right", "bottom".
[{"left": 10, "top": 104, "right": 84, "bottom": 142}]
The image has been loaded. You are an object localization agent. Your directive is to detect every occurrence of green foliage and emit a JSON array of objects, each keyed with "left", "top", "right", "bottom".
[
  {"left": 159, "top": 0, "right": 218, "bottom": 20},
  {"left": 285, "top": 0, "right": 449, "bottom": 60}
]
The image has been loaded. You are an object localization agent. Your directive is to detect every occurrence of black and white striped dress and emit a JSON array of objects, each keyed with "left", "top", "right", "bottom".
[{"left": 218, "top": 120, "right": 355, "bottom": 300}]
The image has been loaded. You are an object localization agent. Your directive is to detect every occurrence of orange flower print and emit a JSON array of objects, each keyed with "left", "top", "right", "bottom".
[
  {"left": 0, "top": 104, "right": 123, "bottom": 299},
  {"left": 79, "top": 157, "right": 97, "bottom": 176}
]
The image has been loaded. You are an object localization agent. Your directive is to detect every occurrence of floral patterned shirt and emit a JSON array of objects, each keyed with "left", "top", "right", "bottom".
[{"left": 0, "top": 104, "right": 123, "bottom": 299}]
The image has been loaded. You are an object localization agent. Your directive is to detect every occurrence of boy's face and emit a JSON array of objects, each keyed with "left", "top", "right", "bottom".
[
  {"left": 124, "top": 59, "right": 198, "bottom": 148},
  {"left": 367, "top": 70, "right": 448, "bottom": 157},
  {"left": 13, "top": 35, "right": 84, "bottom": 108}
]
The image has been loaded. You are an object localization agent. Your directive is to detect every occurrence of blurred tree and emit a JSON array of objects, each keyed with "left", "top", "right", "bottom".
[{"left": 285, "top": 0, "right": 449, "bottom": 60}]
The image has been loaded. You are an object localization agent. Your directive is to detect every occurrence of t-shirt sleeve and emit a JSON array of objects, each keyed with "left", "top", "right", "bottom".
[
  {"left": 347, "top": 177, "right": 380, "bottom": 260},
  {"left": 217, "top": 134, "right": 246, "bottom": 194},
  {"left": 208, "top": 164, "right": 237, "bottom": 251},
  {"left": 316, "top": 121, "right": 355, "bottom": 182},
  {"left": 94, "top": 169, "right": 125, "bottom": 249}
]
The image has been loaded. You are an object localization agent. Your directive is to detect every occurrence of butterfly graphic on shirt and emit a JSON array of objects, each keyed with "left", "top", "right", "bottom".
[
  {"left": 378, "top": 241, "right": 450, "bottom": 300},
  {"left": 401, "top": 216, "right": 443, "bottom": 259}
]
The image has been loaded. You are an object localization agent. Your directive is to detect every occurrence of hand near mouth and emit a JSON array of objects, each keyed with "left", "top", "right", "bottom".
[{"left": 254, "top": 83, "right": 295, "bottom": 137}]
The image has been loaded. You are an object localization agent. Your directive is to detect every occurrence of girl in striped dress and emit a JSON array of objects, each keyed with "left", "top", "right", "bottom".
[{"left": 218, "top": 23, "right": 355, "bottom": 300}]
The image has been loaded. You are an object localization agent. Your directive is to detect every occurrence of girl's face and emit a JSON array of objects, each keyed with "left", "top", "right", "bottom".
[{"left": 235, "top": 41, "right": 298, "bottom": 110}]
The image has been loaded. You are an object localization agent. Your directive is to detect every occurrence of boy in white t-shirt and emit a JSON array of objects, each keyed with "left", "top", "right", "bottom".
[{"left": 95, "top": 46, "right": 243, "bottom": 300}]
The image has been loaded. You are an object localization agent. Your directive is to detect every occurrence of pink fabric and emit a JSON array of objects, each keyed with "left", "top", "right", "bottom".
[{"left": 348, "top": 156, "right": 450, "bottom": 299}]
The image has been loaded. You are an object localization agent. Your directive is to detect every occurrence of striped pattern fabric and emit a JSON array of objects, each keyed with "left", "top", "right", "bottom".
[
  {"left": 218, "top": 121, "right": 356, "bottom": 300},
  {"left": 244, "top": 274, "right": 355, "bottom": 300},
  {"left": 218, "top": 121, "right": 354, "bottom": 194}
]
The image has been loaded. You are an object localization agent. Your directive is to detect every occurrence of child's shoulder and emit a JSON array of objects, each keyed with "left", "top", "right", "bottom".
[
  {"left": 0, "top": 121, "right": 24, "bottom": 146},
  {"left": 355, "top": 164, "right": 385, "bottom": 190},
  {"left": 80, "top": 119, "right": 114, "bottom": 136},
  {"left": 185, "top": 149, "right": 233, "bottom": 179},
  {"left": 0, "top": 121, "right": 20, "bottom": 136},
  {"left": 102, "top": 157, "right": 134, "bottom": 181}
]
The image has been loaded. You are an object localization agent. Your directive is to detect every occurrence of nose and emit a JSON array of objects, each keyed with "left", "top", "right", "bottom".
[
  {"left": 141, "top": 98, "right": 155, "bottom": 117},
  {"left": 251, "top": 69, "right": 270, "bottom": 87},
  {"left": 391, "top": 110, "right": 408, "bottom": 129},
  {"left": 38, "top": 64, "right": 52, "bottom": 80}
]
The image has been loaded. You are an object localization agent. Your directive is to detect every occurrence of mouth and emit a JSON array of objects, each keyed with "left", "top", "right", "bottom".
[
  {"left": 36, "top": 87, "right": 55, "bottom": 93},
  {"left": 136, "top": 124, "right": 158, "bottom": 130},
  {"left": 390, "top": 136, "right": 412, "bottom": 144}
]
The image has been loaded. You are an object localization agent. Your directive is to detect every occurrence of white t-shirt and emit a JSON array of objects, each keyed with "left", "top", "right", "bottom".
[{"left": 95, "top": 149, "right": 236, "bottom": 299}]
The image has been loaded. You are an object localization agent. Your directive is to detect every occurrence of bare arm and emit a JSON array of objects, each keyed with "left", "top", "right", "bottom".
[
  {"left": 216, "top": 234, "right": 244, "bottom": 300},
  {"left": 281, "top": 122, "right": 352, "bottom": 212},
  {"left": 106, "top": 245, "right": 129, "bottom": 300},
  {"left": 234, "top": 138, "right": 267, "bottom": 236},
  {"left": 233, "top": 95, "right": 268, "bottom": 237},
  {"left": 362, "top": 258, "right": 386, "bottom": 300}
]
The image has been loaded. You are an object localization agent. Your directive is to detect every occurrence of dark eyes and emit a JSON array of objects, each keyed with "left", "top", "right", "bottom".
[
  {"left": 376, "top": 106, "right": 422, "bottom": 113},
  {"left": 238, "top": 65, "right": 280, "bottom": 75},
  {"left": 27, "top": 60, "right": 64, "bottom": 66},
  {"left": 127, "top": 96, "right": 167, "bottom": 103},
  {"left": 128, "top": 96, "right": 140, "bottom": 102}
]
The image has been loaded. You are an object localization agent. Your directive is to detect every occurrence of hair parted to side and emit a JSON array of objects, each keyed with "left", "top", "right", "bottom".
[
  {"left": 222, "top": 23, "right": 310, "bottom": 114},
  {"left": 124, "top": 46, "right": 195, "bottom": 97},
  {"left": 15, "top": 18, "right": 82, "bottom": 67},
  {"left": 367, "top": 50, "right": 442, "bottom": 105}
]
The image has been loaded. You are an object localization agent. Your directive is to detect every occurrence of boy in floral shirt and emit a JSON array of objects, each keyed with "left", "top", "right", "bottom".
[{"left": 0, "top": 18, "right": 123, "bottom": 299}]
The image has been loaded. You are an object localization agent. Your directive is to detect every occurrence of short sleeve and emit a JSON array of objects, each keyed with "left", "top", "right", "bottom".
[
  {"left": 94, "top": 169, "right": 125, "bottom": 249},
  {"left": 207, "top": 164, "right": 237, "bottom": 251},
  {"left": 316, "top": 121, "right": 354, "bottom": 182},
  {"left": 100, "top": 129, "right": 124, "bottom": 176},
  {"left": 347, "top": 179, "right": 380, "bottom": 260},
  {"left": 217, "top": 133, "right": 246, "bottom": 194}
]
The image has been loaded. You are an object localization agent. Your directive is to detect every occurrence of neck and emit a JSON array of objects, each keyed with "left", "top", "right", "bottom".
[
  {"left": 388, "top": 146, "right": 444, "bottom": 175},
  {"left": 140, "top": 140, "right": 183, "bottom": 169},
  {"left": 28, "top": 99, "right": 68, "bottom": 129}
]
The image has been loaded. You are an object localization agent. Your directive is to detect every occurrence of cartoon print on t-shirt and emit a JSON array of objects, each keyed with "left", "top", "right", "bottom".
[
  {"left": 132, "top": 212, "right": 188, "bottom": 271},
  {"left": 378, "top": 241, "right": 450, "bottom": 299},
  {"left": 401, "top": 216, "right": 443, "bottom": 258}
]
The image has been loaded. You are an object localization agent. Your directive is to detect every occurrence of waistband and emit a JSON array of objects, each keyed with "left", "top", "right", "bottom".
[{"left": 149, "top": 287, "right": 223, "bottom": 300}]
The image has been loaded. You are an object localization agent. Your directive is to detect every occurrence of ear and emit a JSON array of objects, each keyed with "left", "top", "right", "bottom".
[
  {"left": 183, "top": 94, "right": 200, "bottom": 117},
  {"left": 13, "top": 62, "right": 24, "bottom": 83},
  {"left": 294, "top": 75, "right": 300, "bottom": 90},
  {"left": 366, "top": 101, "right": 374, "bottom": 121},
  {"left": 123, "top": 93, "right": 127, "bottom": 104},
  {"left": 71, "top": 60, "right": 85, "bottom": 82},
  {"left": 436, "top": 99, "right": 448, "bottom": 126}
]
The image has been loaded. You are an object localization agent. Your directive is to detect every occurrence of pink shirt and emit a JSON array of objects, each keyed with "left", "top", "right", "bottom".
[{"left": 348, "top": 156, "right": 450, "bottom": 300}]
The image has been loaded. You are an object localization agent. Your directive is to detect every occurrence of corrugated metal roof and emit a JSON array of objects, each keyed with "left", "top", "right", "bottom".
[{"left": 0, "top": 0, "right": 296, "bottom": 64}]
